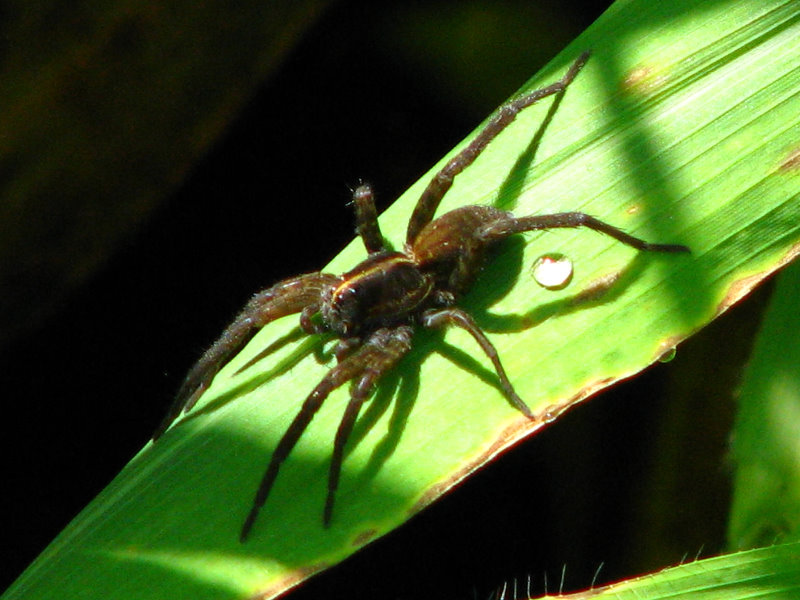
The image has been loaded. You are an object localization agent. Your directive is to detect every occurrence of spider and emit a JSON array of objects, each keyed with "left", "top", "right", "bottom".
[{"left": 152, "top": 51, "right": 689, "bottom": 541}]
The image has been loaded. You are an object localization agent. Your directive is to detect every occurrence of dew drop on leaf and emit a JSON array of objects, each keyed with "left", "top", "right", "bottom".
[
  {"left": 532, "top": 254, "right": 573, "bottom": 290},
  {"left": 658, "top": 347, "right": 677, "bottom": 363}
]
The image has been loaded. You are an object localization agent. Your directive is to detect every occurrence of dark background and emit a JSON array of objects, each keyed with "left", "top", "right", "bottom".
[{"left": 2, "top": 1, "right": 761, "bottom": 598}]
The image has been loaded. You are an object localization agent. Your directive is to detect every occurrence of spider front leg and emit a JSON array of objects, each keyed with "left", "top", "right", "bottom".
[
  {"left": 152, "top": 272, "right": 339, "bottom": 441},
  {"left": 406, "top": 51, "right": 590, "bottom": 246},
  {"left": 240, "top": 325, "right": 413, "bottom": 541}
]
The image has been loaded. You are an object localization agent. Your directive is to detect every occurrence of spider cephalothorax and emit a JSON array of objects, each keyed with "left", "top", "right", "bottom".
[{"left": 152, "top": 52, "right": 689, "bottom": 541}]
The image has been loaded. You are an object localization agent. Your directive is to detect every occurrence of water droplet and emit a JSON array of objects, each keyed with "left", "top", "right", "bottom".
[
  {"left": 532, "top": 254, "right": 573, "bottom": 290},
  {"left": 541, "top": 407, "right": 558, "bottom": 423},
  {"left": 658, "top": 347, "right": 677, "bottom": 363}
]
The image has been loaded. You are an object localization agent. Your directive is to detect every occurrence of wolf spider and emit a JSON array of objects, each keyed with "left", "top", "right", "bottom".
[{"left": 153, "top": 52, "right": 688, "bottom": 541}]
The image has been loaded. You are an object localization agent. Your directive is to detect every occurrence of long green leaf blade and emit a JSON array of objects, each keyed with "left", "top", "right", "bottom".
[
  {"left": 728, "top": 259, "right": 800, "bottom": 550},
  {"left": 550, "top": 542, "right": 800, "bottom": 600}
]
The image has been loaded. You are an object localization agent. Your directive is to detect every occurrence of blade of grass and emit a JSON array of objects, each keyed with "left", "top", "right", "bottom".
[
  {"left": 5, "top": 0, "right": 800, "bottom": 599},
  {"left": 550, "top": 541, "right": 800, "bottom": 600},
  {"left": 728, "top": 259, "right": 800, "bottom": 550}
]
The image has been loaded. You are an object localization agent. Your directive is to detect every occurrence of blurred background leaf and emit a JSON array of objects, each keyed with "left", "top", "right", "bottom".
[
  {"left": 728, "top": 259, "right": 800, "bottom": 551},
  {"left": 0, "top": 0, "right": 334, "bottom": 348}
]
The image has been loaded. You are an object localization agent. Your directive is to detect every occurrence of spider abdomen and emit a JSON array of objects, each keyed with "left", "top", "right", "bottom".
[{"left": 321, "top": 251, "right": 433, "bottom": 336}]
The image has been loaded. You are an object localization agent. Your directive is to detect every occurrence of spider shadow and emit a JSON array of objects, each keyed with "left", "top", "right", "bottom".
[
  {"left": 161, "top": 259, "right": 667, "bottom": 521},
  {"left": 466, "top": 236, "right": 670, "bottom": 335},
  {"left": 466, "top": 64, "right": 679, "bottom": 333},
  {"left": 335, "top": 250, "right": 660, "bottom": 492},
  {"left": 366, "top": 55, "right": 694, "bottom": 484},
  {"left": 329, "top": 248, "right": 664, "bottom": 492},
  {"left": 492, "top": 71, "right": 570, "bottom": 213},
  {"left": 166, "top": 326, "right": 332, "bottom": 434}
]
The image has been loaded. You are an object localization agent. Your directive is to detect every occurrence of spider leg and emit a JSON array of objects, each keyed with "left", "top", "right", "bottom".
[
  {"left": 421, "top": 308, "right": 532, "bottom": 418},
  {"left": 406, "top": 51, "right": 590, "bottom": 246},
  {"left": 152, "top": 272, "right": 339, "bottom": 441},
  {"left": 333, "top": 337, "right": 363, "bottom": 362},
  {"left": 324, "top": 386, "right": 369, "bottom": 526},
  {"left": 479, "top": 211, "right": 690, "bottom": 254},
  {"left": 324, "top": 326, "right": 414, "bottom": 525},
  {"left": 353, "top": 183, "right": 387, "bottom": 254},
  {"left": 239, "top": 326, "right": 413, "bottom": 541}
]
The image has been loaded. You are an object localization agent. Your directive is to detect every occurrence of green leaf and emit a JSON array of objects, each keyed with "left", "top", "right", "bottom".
[
  {"left": 728, "top": 259, "right": 800, "bottom": 550},
  {"left": 6, "top": 0, "right": 800, "bottom": 598},
  {"left": 554, "top": 542, "right": 800, "bottom": 600}
]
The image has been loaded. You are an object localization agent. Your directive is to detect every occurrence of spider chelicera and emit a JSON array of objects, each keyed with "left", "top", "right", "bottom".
[{"left": 153, "top": 52, "right": 689, "bottom": 541}]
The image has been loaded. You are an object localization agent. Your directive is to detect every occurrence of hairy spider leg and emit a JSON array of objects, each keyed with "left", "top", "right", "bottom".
[
  {"left": 324, "top": 326, "right": 414, "bottom": 525},
  {"left": 421, "top": 307, "right": 533, "bottom": 418},
  {"left": 152, "top": 272, "right": 339, "bottom": 440},
  {"left": 478, "top": 211, "right": 691, "bottom": 254},
  {"left": 352, "top": 183, "right": 387, "bottom": 254},
  {"left": 405, "top": 51, "right": 591, "bottom": 247},
  {"left": 240, "top": 326, "right": 414, "bottom": 541}
]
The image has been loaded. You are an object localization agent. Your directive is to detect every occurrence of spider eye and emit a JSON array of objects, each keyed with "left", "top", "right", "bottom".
[{"left": 321, "top": 284, "right": 358, "bottom": 336}]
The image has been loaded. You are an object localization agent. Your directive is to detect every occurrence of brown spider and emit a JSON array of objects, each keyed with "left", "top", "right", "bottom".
[{"left": 153, "top": 52, "right": 689, "bottom": 541}]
